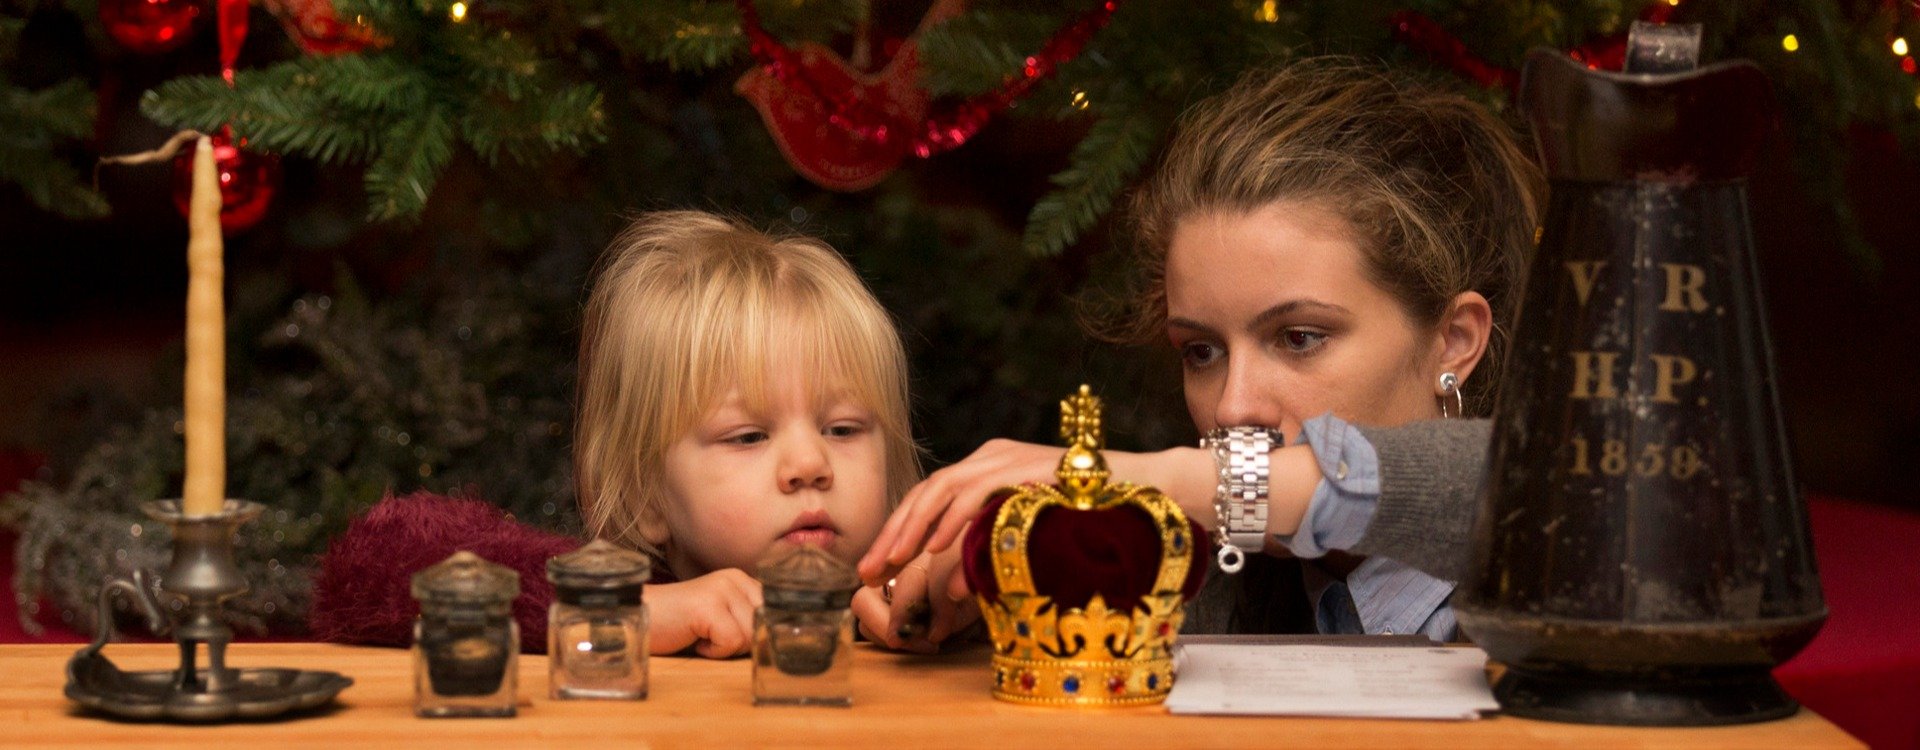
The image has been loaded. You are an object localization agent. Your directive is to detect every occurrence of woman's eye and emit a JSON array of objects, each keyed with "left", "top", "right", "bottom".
[
  {"left": 1279, "top": 329, "right": 1329, "bottom": 353},
  {"left": 1181, "top": 341, "right": 1225, "bottom": 368},
  {"left": 723, "top": 430, "right": 768, "bottom": 446}
]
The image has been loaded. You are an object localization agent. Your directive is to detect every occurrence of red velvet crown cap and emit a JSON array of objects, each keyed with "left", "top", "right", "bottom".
[{"left": 963, "top": 489, "right": 1208, "bottom": 612}]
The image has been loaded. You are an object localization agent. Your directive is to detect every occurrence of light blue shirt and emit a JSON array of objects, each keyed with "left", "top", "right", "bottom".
[{"left": 1272, "top": 414, "right": 1459, "bottom": 641}]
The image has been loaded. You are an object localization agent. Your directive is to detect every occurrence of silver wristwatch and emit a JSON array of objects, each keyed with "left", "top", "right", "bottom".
[{"left": 1201, "top": 426, "right": 1283, "bottom": 574}]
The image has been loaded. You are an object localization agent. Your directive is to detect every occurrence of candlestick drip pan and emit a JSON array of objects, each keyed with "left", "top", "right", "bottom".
[{"left": 62, "top": 500, "right": 352, "bottom": 722}]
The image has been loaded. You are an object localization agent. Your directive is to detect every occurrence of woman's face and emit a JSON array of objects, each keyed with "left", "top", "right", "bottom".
[{"left": 1164, "top": 201, "right": 1451, "bottom": 436}]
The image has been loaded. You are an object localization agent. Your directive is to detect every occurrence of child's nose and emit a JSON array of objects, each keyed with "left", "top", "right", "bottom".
[{"left": 778, "top": 434, "right": 834, "bottom": 493}]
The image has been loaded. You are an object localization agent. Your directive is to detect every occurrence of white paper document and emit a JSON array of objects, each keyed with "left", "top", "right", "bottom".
[{"left": 1166, "top": 642, "right": 1500, "bottom": 720}]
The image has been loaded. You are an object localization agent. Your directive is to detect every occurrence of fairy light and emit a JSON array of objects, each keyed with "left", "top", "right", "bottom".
[
  {"left": 449, "top": 1, "right": 468, "bottom": 22},
  {"left": 1782, "top": 34, "right": 1800, "bottom": 52},
  {"left": 1255, "top": 0, "right": 1278, "bottom": 23},
  {"left": 1895, "top": 37, "right": 1911, "bottom": 56},
  {"left": 1071, "top": 90, "right": 1090, "bottom": 110}
]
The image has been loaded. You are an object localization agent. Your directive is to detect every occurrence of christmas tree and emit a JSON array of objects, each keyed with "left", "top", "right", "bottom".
[{"left": 4, "top": 0, "right": 1916, "bottom": 635}]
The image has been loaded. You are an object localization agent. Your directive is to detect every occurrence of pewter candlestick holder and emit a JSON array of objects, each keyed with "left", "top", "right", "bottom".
[{"left": 63, "top": 499, "right": 351, "bottom": 722}]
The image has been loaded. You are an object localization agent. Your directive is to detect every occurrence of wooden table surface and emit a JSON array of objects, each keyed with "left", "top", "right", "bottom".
[{"left": 0, "top": 642, "right": 1862, "bottom": 748}]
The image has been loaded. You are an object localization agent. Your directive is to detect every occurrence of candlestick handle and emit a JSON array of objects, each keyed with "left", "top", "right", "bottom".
[{"left": 67, "top": 569, "right": 165, "bottom": 670}]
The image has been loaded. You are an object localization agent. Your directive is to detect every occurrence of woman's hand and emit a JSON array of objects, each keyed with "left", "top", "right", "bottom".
[
  {"left": 857, "top": 439, "right": 1064, "bottom": 587},
  {"left": 857, "top": 440, "right": 1223, "bottom": 588},
  {"left": 643, "top": 568, "right": 762, "bottom": 658},
  {"left": 853, "top": 549, "right": 979, "bottom": 653}
]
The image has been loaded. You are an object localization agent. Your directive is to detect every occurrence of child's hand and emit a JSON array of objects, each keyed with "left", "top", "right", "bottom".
[
  {"left": 853, "top": 549, "right": 978, "bottom": 654},
  {"left": 644, "top": 568, "right": 763, "bottom": 658}
]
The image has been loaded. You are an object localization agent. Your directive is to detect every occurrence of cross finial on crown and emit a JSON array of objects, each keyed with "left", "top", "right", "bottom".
[{"left": 1059, "top": 384, "right": 1103, "bottom": 451}]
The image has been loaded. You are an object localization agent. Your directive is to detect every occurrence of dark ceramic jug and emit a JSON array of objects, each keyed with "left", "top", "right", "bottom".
[{"left": 1456, "top": 46, "right": 1826, "bottom": 726}]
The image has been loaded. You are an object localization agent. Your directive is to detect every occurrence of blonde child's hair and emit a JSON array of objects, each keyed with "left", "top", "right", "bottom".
[{"left": 574, "top": 210, "right": 920, "bottom": 561}]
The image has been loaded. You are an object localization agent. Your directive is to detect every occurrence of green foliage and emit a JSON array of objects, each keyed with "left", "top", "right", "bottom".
[
  {"left": 918, "top": 8, "right": 1062, "bottom": 97},
  {"left": 1023, "top": 110, "right": 1161, "bottom": 257},
  {"left": 0, "top": 77, "right": 107, "bottom": 218},
  {"left": 141, "top": 0, "right": 610, "bottom": 221},
  {"left": 0, "top": 10, "right": 106, "bottom": 219}
]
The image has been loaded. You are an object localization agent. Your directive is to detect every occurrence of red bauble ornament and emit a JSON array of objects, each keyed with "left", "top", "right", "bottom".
[
  {"left": 100, "top": 0, "right": 204, "bottom": 54},
  {"left": 171, "top": 132, "right": 282, "bottom": 234}
]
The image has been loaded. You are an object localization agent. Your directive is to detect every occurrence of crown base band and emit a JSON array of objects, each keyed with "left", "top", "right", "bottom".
[{"left": 989, "top": 654, "right": 1174, "bottom": 706}]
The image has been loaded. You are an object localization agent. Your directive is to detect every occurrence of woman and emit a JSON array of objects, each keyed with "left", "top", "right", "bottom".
[{"left": 851, "top": 57, "right": 1544, "bottom": 649}]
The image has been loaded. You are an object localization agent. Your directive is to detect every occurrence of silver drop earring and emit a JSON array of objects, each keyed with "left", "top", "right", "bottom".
[{"left": 1438, "top": 372, "right": 1462, "bottom": 418}]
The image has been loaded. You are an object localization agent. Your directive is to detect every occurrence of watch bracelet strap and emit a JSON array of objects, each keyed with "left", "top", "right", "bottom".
[{"left": 1204, "top": 427, "right": 1281, "bottom": 553}]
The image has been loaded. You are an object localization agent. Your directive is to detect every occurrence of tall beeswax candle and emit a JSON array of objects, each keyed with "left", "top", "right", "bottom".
[{"left": 181, "top": 136, "right": 225, "bottom": 517}]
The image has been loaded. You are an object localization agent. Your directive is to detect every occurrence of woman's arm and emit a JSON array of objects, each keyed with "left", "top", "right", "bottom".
[
  {"left": 856, "top": 441, "right": 1323, "bottom": 589},
  {"left": 1350, "top": 419, "right": 1492, "bottom": 584}
]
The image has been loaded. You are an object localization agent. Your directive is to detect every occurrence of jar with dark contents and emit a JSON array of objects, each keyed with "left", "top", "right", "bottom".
[
  {"left": 546, "top": 539, "right": 651, "bottom": 700},
  {"left": 411, "top": 550, "right": 520, "bottom": 717},
  {"left": 752, "top": 545, "right": 858, "bottom": 706}
]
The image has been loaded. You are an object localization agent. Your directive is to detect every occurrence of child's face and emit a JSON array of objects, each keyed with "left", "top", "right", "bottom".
[{"left": 654, "top": 379, "right": 890, "bottom": 577}]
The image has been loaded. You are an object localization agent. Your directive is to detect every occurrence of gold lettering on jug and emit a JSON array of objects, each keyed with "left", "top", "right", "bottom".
[
  {"left": 1565, "top": 261, "right": 1608, "bottom": 306},
  {"left": 1649, "top": 354, "right": 1698, "bottom": 404},
  {"left": 1568, "top": 351, "right": 1623, "bottom": 400},
  {"left": 1659, "top": 263, "right": 1710, "bottom": 313}
]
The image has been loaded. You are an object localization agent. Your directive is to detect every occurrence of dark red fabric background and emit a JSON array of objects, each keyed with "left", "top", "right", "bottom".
[{"left": 1, "top": 448, "right": 1912, "bottom": 747}]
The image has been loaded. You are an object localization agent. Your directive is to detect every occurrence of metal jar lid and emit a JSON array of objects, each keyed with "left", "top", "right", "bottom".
[
  {"left": 411, "top": 550, "right": 520, "bottom": 611},
  {"left": 546, "top": 539, "right": 651, "bottom": 605},
  {"left": 757, "top": 545, "right": 858, "bottom": 611}
]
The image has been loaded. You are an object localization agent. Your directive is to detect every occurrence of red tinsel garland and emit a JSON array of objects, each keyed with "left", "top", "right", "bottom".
[{"left": 1391, "top": 3, "right": 1678, "bottom": 93}]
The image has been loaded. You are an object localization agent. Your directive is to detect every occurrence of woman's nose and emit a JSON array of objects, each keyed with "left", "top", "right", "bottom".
[
  {"left": 1213, "top": 356, "right": 1283, "bottom": 430},
  {"left": 778, "top": 433, "right": 834, "bottom": 493}
]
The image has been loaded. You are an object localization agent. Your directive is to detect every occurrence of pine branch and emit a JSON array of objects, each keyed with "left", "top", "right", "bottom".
[
  {"left": 919, "top": 8, "right": 1061, "bottom": 97},
  {"left": 462, "top": 83, "right": 605, "bottom": 165},
  {"left": 0, "top": 16, "right": 22, "bottom": 61},
  {"left": 598, "top": 0, "right": 744, "bottom": 72},
  {"left": 364, "top": 107, "right": 455, "bottom": 220},
  {"left": 1022, "top": 109, "right": 1160, "bottom": 256},
  {"left": 0, "top": 79, "right": 108, "bottom": 219},
  {"left": 141, "top": 64, "right": 398, "bottom": 165}
]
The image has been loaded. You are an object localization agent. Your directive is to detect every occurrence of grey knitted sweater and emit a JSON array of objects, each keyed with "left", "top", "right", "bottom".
[{"left": 1182, "top": 417, "right": 1492, "bottom": 635}]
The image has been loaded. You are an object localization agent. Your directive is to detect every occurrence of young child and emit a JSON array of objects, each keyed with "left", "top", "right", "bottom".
[
  {"left": 573, "top": 210, "right": 920, "bottom": 657},
  {"left": 311, "top": 211, "right": 919, "bottom": 658}
]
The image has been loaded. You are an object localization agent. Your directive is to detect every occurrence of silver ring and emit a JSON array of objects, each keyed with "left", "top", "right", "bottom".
[{"left": 1217, "top": 545, "right": 1246, "bottom": 574}]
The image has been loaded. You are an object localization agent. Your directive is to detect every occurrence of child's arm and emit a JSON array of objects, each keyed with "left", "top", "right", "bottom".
[{"left": 644, "top": 568, "right": 762, "bottom": 658}]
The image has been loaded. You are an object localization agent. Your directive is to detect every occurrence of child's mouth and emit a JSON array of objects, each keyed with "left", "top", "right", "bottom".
[{"left": 782, "top": 526, "right": 838, "bottom": 546}]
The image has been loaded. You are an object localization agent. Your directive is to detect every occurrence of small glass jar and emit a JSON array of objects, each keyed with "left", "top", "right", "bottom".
[
  {"left": 752, "top": 545, "right": 858, "bottom": 707},
  {"left": 546, "top": 539, "right": 651, "bottom": 700},
  {"left": 411, "top": 550, "right": 520, "bottom": 718}
]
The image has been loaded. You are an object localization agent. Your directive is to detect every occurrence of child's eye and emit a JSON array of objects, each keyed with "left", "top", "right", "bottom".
[
  {"left": 1279, "top": 328, "right": 1329, "bottom": 354},
  {"left": 723, "top": 430, "right": 769, "bottom": 446},
  {"left": 1181, "top": 341, "right": 1225, "bottom": 369},
  {"left": 824, "top": 422, "right": 867, "bottom": 438}
]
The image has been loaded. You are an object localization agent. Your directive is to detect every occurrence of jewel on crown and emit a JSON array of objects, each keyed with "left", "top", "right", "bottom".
[{"left": 963, "top": 385, "right": 1206, "bottom": 706}]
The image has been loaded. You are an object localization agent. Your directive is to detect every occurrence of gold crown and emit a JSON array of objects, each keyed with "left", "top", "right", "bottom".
[{"left": 975, "top": 385, "right": 1194, "bottom": 706}]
